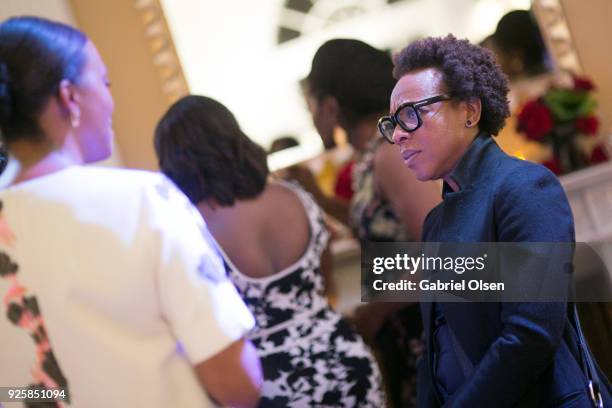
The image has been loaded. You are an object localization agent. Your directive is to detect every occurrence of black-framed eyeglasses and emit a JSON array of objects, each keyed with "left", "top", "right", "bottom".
[{"left": 377, "top": 94, "right": 452, "bottom": 144}]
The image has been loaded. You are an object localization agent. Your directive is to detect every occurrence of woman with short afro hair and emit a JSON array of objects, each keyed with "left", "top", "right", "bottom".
[
  {"left": 392, "top": 34, "right": 510, "bottom": 137},
  {"left": 380, "top": 34, "right": 611, "bottom": 407}
]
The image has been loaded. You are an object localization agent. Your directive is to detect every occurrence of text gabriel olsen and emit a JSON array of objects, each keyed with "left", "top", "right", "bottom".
[{"left": 373, "top": 279, "right": 505, "bottom": 291}]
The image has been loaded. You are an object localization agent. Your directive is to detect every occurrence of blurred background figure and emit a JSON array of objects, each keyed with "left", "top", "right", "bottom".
[
  {"left": 488, "top": 9, "right": 550, "bottom": 83},
  {"left": 300, "top": 77, "right": 357, "bottom": 203},
  {"left": 268, "top": 134, "right": 299, "bottom": 154},
  {"left": 482, "top": 9, "right": 559, "bottom": 163},
  {"left": 294, "top": 38, "right": 441, "bottom": 408},
  {"left": 155, "top": 94, "right": 384, "bottom": 407},
  {"left": 0, "top": 16, "right": 261, "bottom": 408}
]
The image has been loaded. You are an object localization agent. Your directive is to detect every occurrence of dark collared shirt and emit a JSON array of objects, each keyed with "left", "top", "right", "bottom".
[{"left": 441, "top": 132, "right": 491, "bottom": 199}]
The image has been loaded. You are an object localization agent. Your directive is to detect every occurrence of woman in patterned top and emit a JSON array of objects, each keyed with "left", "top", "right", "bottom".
[
  {"left": 155, "top": 95, "right": 384, "bottom": 407},
  {"left": 297, "top": 39, "right": 442, "bottom": 408}
]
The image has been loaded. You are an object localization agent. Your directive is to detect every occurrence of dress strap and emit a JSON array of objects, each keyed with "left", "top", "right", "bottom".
[{"left": 276, "top": 180, "right": 329, "bottom": 255}]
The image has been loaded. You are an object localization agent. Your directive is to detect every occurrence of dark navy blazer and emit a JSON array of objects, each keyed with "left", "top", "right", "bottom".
[{"left": 418, "top": 133, "right": 611, "bottom": 407}]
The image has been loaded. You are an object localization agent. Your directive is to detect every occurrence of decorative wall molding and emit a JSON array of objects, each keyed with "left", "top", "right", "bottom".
[
  {"left": 532, "top": 0, "right": 583, "bottom": 74},
  {"left": 134, "top": 0, "right": 189, "bottom": 103}
]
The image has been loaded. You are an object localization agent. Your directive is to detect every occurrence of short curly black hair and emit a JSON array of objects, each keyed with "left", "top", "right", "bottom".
[
  {"left": 393, "top": 34, "right": 510, "bottom": 135},
  {"left": 154, "top": 95, "right": 268, "bottom": 206}
]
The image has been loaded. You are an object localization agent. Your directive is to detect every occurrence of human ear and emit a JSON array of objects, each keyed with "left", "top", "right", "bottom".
[
  {"left": 57, "top": 79, "right": 81, "bottom": 128},
  {"left": 464, "top": 97, "right": 482, "bottom": 129},
  {"left": 319, "top": 95, "right": 342, "bottom": 146},
  {"left": 320, "top": 95, "right": 339, "bottom": 122},
  {"left": 508, "top": 49, "right": 526, "bottom": 76}
]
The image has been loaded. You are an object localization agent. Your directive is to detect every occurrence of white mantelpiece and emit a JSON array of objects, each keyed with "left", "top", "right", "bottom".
[
  {"left": 561, "top": 161, "right": 612, "bottom": 243},
  {"left": 561, "top": 162, "right": 612, "bottom": 296}
]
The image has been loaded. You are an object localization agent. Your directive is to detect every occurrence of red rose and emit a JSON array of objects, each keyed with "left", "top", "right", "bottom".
[
  {"left": 573, "top": 76, "right": 595, "bottom": 92},
  {"left": 576, "top": 116, "right": 599, "bottom": 135},
  {"left": 589, "top": 144, "right": 609, "bottom": 164},
  {"left": 543, "top": 156, "right": 562, "bottom": 175},
  {"left": 517, "top": 100, "right": 554, "bottom": 141}
]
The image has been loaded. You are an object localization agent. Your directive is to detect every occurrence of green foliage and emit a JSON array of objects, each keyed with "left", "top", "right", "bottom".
[{"left": 543, "top": 89, "right": 597, "bottom": 122}]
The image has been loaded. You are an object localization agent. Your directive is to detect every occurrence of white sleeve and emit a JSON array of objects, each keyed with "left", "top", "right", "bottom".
[{"left": 145, "top": 175, "right": 255, "bottom": 364}]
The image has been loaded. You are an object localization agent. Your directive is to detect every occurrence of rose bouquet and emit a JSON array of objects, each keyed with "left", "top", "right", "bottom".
[{"left": 516, "top": 75, "right": 608, "bottom": 175}]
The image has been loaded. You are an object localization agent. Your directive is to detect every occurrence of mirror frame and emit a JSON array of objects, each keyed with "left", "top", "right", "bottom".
[
  {"left": 532, "top": 0, "right": 583, "bottom": 74},
  {"left": 134, "top": 0, "right": 189, "bottom": 103}
]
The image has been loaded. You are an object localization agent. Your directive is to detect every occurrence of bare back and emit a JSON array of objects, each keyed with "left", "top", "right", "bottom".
[{"left": 199, "top": 181, "right": 312, "bottom": 278}]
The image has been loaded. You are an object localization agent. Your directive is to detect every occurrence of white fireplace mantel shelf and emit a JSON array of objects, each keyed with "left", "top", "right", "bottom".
[{"left": 561, "top": 161, "right": 612, "bottom": 243}]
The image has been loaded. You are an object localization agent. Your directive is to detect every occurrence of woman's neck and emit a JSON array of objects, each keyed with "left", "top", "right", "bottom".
[
  {"left": 10, "top": 137, "right": 83, "bottom": 184},
  {"left": 197, "top": 200, "right": 216, "bottom": 220}
]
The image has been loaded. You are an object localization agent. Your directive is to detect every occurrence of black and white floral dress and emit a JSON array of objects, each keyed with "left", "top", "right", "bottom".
[
  {"left": 219, "top": 181, "right": 384, "bottom": 407},
  {"left": 350, "top": 137, "right": 424, "bottom": 408}
]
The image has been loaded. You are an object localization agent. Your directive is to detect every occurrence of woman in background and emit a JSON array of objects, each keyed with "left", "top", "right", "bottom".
[
  {"left": 155, "top": 94, "right": 384, "bottom": 407},
  {"left": 299, "top": 38, "right": 441, "bottom": 408},
  {"left": 483, "top": 9, "right": 558, "bottom": 163},
  {"left": 0, "top": 16, "right": 261, "bottom": 408}
]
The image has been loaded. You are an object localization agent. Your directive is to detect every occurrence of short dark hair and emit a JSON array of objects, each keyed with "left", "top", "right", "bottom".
[
  {"left": 493, "top": 10, "right": 547, "bottom": 74},
  {"left": 269, "top": 135, "right": 299, "bottom": 154},
  {"left": 306, "top": 39, "right": 395, "bottom": 123},
  {"left": 0, "top": 16, "right": 88, "bottom": 144},
  {"left": 393, "top": 34, "right": 510, "bottom": 136},
  {"left": 154, "top": 95, "right": 269, "bottom": 206}
]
